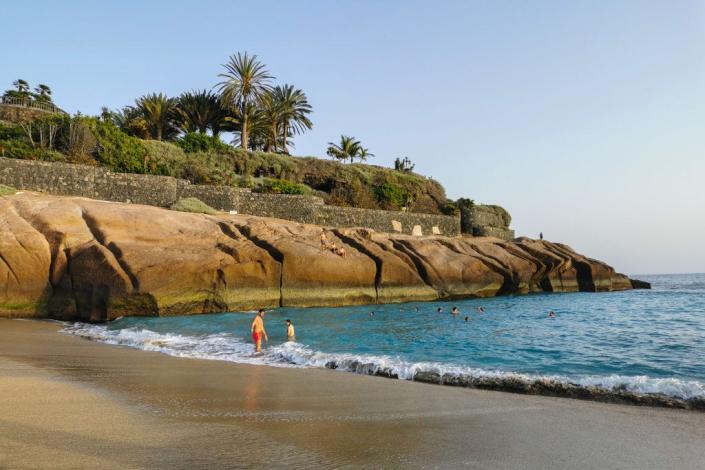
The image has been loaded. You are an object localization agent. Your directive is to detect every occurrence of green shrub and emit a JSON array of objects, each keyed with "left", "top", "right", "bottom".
[
  {"left": 255, "top": 178, "right": 310, "bottom": 195},
  {"left": 87, "top": 119, "right": 148, "bottom": 173},
  {"left": 375, "top": 181, "right": 409, "bottom": 209},
  {"left": 0, "top": 137, "right": 67, "bottom": 161},
  {"left": 236, "top": 175, "right": 255, "bottom": 188},
  {"left": 177, "top": 132, "right": 230, "bottom": 153},
  {"left": 440, "top": 202, "right": 460, "bottom": 216},
  {"left": 169, "top": 197, "right": 219, "bottom": 215},
  {"left": 0, "top": 124, "right": 25, "bottom": 141},
  {"left": 328, "top": 179, "right": 377, "bottom": 208},
  {"left": 142, "top": 140, "right": 187, "bottom": 176},
  {"left": 0, "top": 184, "right": 16, "bottom": 196},
  {"left": 456, "top": 198, "right": 475, "bottom": 210}
]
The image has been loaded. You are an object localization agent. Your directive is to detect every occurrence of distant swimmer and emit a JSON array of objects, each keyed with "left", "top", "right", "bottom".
[
  {"left": 548, "top": 310, "right": 556, "bottom": 318},
  {"left": 477, "top": 306, "right": 485, "bottom": 314},
  {"left": 369, "top": 311, "right": 375, "bottom": 318},
  {"left": 437, "top": 307, "right": 443, "bottom": 314},
  {"left": 251, "top": 309, "right": 269, "bottom": 353},
  {"left": 286, "top": 319, "right": 295, "bottom": 341},
  {"left": 451, "top": 307, "right": 460, "bottom": 316},
  {"left": 464, "top": 316, "right": 469, "bottom": 322}
]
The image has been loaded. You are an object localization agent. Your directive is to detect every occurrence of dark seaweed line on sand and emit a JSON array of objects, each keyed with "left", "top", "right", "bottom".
[{"left": 322, "top": 359, "right": 705, "bottom": 411}]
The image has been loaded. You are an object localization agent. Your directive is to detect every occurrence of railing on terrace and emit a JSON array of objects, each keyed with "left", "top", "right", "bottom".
[{"left": 0, "top": 96, "right": 67, "bottom": 114}]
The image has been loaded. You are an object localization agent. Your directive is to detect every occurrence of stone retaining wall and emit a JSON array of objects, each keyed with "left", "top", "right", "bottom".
[
  {"left": 0, "top": 157, "right": 462, "bottom": 236},
  {"left": 315, "top": 205, "right": 458, "bottom": 236},
  {"left": 461, "top": 205, "right": 515, "bottom": 240},
  {"left": 0, "top": 104, "right": 52, "bottom": 123}
]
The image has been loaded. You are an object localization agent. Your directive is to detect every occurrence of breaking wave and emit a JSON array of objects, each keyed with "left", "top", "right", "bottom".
[{"left": 62, "top": 322, "right": 705, "bottom": 408}]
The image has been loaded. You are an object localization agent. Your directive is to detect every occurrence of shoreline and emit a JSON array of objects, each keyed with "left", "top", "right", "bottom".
[
  {"left": 2, "top": 319, "right": 705, "bottom": 469},
  {"left": 63, "top": 315, "right": 705, "bottom": 411}
]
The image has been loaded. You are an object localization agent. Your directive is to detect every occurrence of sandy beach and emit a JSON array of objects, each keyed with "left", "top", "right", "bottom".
[{"left": 1, "top": 319, "right": 704, "bottom": 469}]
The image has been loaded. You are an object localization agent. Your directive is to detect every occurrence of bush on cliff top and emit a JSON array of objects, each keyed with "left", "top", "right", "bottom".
[{"left": 169, "top": 197, "right": 219, "bottom": 215}]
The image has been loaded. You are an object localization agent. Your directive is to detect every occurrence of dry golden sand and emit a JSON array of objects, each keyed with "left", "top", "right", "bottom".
[{"left": 1, "top": 319, "right": 704, "bottom": 469}]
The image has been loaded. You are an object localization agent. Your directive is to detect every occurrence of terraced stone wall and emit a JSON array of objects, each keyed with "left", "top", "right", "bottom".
[
  {"left": 0, "top": 157, "right": 460, "bottom": 236},
  {"left": 316, "top": 205, "right": 459, "bottom": 237}
]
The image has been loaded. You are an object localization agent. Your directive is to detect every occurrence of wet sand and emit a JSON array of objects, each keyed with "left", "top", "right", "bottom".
[{"left": 1, "top": 319, "right": 704, "bottom": 469}]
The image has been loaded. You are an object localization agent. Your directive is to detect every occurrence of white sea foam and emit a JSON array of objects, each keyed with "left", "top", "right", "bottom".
[{"left": 62, "top": 323, "right": 705, "bottom": 401}]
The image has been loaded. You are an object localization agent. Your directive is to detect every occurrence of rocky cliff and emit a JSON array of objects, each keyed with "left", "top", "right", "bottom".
[{"left": 0, "top": 193, "right": 637, "bottom": 321}]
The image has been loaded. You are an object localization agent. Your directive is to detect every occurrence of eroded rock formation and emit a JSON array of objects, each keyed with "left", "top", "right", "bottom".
[{"left": 0, "top": 193, "right": 637, "bottom": 321}]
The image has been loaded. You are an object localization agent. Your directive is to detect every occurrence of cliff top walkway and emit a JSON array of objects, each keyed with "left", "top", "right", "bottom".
[{"left": 0, "top": 96, "right": 67, "bottom": 115}]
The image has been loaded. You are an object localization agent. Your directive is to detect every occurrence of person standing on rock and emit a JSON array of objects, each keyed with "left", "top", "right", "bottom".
[
  {"left": 251, "top": 309, "right": 268, "bottom": 353},
  {"left": 540, "top": 232, "right": 543, "bottom": 240}
]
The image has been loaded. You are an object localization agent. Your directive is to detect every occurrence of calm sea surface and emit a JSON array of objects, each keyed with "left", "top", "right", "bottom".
[{"left": 64, "top": 273, "right": 705, "bottom": 399}]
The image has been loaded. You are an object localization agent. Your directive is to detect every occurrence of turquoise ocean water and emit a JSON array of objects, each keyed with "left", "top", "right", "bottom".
[{"left": 64, "top": 273, "right": 705, "bottom": 400}]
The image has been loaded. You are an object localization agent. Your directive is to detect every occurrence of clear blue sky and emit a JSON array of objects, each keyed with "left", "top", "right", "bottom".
[{"left": 2, "top": 0, "right": 704, "bottom": 274}]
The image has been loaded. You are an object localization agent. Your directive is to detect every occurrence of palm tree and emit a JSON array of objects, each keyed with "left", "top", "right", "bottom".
[
  {"left": 13, "top": 79, "right": 29, "bottom": 94},
  {"left": 175, "top": 90, "right": 228, "bottom": 136},
  {"left": 34, "top": 84, "right": 52, "bottom": 102},
  {"left": 272, "top": 84, "right": 312, "bottom": 154},
  {"left": 257, "top": 90, "right": 283, "bottom": 152},
  {"left": 358, "top": 147, "right": 374, "bottom": 162},
  {"left": 106, "top": 105, "right": 149, "bottom": 138},
  {"left": 217, "top": 52, "right": 274, "bottom": 150},
  {"left": 135, "top": 93, "right": 178, "bottom": 141},
  {"left": 4, "top": 79, "right": 31, "bottom": 101},
  {"left": 223, "top": 102, "right": 268, "bottom": 149},
  {"left": 327, "top": 135, "right": 362, "bottom": 164}
]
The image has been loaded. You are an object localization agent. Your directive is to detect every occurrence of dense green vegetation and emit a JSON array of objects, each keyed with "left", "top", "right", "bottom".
[{"left": 0, "top": 54, "right": 473, "bottom": 214}]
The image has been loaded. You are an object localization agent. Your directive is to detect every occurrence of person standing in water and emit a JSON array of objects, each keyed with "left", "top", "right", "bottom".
[
  {"left": 251, "top": 309, "right": 268, "bottom": 353},
  {"left": 286, "top": 319, "right": 296, "bottom": 340},
  {"left": 451, "top": 307, "right": 460, "bottom": 316}
]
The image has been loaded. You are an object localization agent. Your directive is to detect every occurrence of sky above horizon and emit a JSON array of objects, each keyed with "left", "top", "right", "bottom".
[{"left": 2, "top": 0, "right": 704, "bottom": 274}]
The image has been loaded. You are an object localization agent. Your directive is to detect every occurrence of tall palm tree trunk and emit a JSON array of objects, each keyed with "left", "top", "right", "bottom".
[
  {"left": 241, "top": 118, "right": 248, "bottom": 149},
  {"left": 282, "top": 123, "right": 289, "bottom": 154},
  {"left": 271, "top": 122, "right": 278, "bottom": 152},
  {"left": 240, "top": 98, "right": 248, "bottom": 149}
]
